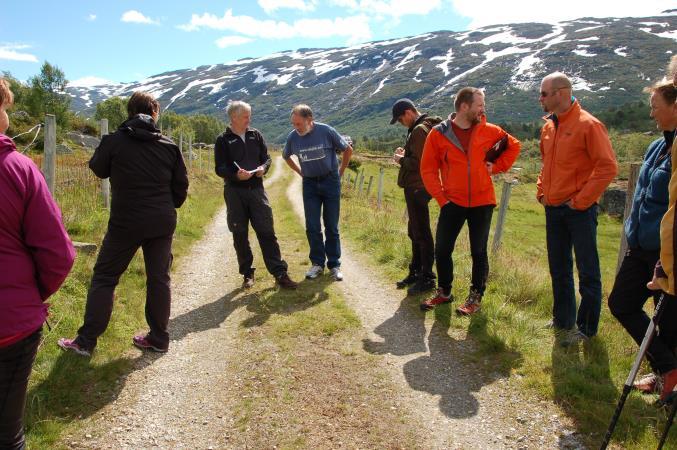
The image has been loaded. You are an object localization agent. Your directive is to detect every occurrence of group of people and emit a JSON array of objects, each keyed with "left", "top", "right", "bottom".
[
  {"left": 389, "top": 66, "right": 677, "bottom": 406},
  {"left": 0, "top": 57, "right": 676, "bottom": 448}
]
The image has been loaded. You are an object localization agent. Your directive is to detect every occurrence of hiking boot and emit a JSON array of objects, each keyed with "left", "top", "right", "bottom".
[
  {"left": 57, "top": 338, "right": 92, "bottom": 357},
  {"left": 132, "top": 335, "right": 168, "bottom": 353},
  {"left": 396, "top": 272, "right": 418, "bottom": 289},
  {"left": 276, "top": 272, "right": 298, "bottom": 289},
  {"left": 456, "top": 289, "right": 482, "bottom": 315},
  {"left": 659, "top": 368, "right": 677, "bottom": 405},
  {"left": 330, "top": 267, "right": 344, "bottom": 281},
  {"left": 420, "top": 288, "right": 452, "bottom": 311},
  {"left": 305, "top": 265, "right": 324, "bottom": 279},
  {"left": 634, "top": 373, "right": 660, "bottom": 394},
  {"left": 559, "top": 329, "right": 590, "bottom": 347},
  {"left": 242, "top": 275, "right": 254, "bottom": 289},
  {"left": 407, "top": 277, "right": 436, "bottom": 295}
]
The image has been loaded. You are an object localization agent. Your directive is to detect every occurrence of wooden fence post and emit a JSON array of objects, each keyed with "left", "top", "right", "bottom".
[
  {"left": 366, "top": 175, "right": 374, "bottom": 197},
  {"left": 492, "top": 180, "right": 516, "bottom": 253},
  {"left": 43, "top": 114, "right": 56, "bottom": 194},
  {"left": 99, "top": 119, "right": 110, "bottom": 209},
  {"left": 188, "top": 135, "right": 193, "bottom": 171},
  {"left": 377, "top": 167, "right": 385, "bottom": 208},
  {"left": 616, "top": 163, "right": 642, "bottom": 273},
  {"left": 357, "top": 170, "right": 365, "bottom": 195},
  {"left": 353, "top": 168, "right": 360, "bottom": 189}
]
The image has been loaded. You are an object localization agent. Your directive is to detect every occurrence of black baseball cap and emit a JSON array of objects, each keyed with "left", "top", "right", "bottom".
[{"left": 390, "top": 98, "right": 416, "bottom": 124}]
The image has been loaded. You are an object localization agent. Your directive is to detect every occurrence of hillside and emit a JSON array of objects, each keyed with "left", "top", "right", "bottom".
[{"left": 67, "top": 12, "right": 677, "bottom": 143}]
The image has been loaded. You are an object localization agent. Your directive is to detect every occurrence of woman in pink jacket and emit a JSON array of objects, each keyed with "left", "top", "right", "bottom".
[{"left": 0, "top": 79, "right": 75, "bottom": 449}]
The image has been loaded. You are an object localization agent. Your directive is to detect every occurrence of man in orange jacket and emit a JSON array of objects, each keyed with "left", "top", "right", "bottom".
[
  {"left": 537, "top": 72, "right": 618, "bottom": 346},
  {"left": 420, "top": 87, "right": 520, "bottom": 313}
]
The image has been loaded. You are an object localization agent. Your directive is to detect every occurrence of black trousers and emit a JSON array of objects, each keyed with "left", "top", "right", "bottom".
[
  {"left": 608, "top": 247, "right": 677, "bottom": 374},
  {"left": 404, "top": 187, "right": 435, "bottom": 278},
  {"left": 435, "top": 201, "right": 494, "bottom": 295},
  {"left": 76, "top": 225, "right": 174, "bottom": 351},
  {"left": 0, "top": 328, "right": 41, "bottom": 450},
  {"left": 224, "top": 186, "right": 287, "bottom": 277}
]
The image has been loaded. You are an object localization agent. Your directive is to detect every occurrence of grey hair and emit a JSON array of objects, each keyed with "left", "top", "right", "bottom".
[
  {"left": 226, "top": 100, "right": 251, "bottom": 119},
  {"left": 291, "top": 104, "right": 313, "bottom": 119}
]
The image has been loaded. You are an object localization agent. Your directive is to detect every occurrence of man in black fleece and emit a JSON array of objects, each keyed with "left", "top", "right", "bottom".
[
  {"left": 59, "top": 91, "right": 189, "bottom": 355},
  {"left": 214, "top": 100, "right": 297, "bottom": 289}
]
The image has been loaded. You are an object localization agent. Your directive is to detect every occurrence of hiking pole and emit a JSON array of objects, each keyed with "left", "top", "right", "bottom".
[
  {"left": 657, "top": 398, "right": 676, "bottom": 450},
  {"left": 600, "top": 293, "right": 667, "bottom": 450}
]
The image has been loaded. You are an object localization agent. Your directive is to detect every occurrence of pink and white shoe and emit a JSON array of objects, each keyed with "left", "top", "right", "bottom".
[
  {"left": 57, "top": 338, "right": 92, "bottom": 357},
  {"left": 132, "top": 335, "right": 168, "bottom": 353}
]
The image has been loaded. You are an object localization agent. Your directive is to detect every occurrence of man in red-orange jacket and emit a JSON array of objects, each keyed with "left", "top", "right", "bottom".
[
  {"left": 537, "top": 72, "right": 618, "bottom": 346},
  {"left": 420, "top": 87, "right": 520, "bottom": 314}
]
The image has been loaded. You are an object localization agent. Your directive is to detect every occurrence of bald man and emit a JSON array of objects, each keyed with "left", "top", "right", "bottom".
[{"left": 537, "top": 72, "right": 618, "bottom": 346}]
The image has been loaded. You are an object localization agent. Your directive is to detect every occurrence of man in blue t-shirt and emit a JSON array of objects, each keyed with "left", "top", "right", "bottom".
[{"left": 283, "top": 104, "right": 353, "bottom": 281}]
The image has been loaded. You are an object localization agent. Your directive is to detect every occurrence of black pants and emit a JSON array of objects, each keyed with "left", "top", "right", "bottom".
[
  {"left": 76, "top": 225, "right": 174, "bottom": 351},
  {"left": 609, "top": 247, "right": 677, "bottom": 374},
  {"left": 404, "top": 187, "right": 435, "bottom": 278},
  {"left": 0, "top": 328, "right": 41, "bottom": 450},
  {"left": 435, "top": 201, "right": 494, "bottom": 294},
  {"left": 224, "top": 186, "right": 287, "bottom": 277}
]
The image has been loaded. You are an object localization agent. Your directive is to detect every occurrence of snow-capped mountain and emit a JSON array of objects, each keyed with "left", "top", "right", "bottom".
[{"left": 68, "top": 12, "right": 677, "bottom": 143}]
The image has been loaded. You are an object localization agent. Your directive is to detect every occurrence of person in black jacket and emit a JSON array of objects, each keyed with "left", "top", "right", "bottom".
[
  {"left": 215, "top": 100, "right": 297, "bottom": 289},
  {"left": 58, "top": 91, "right": 189, "bottom": 355},
  {"left": 390, "top": 98, "right": 440, "bottom": 295}
]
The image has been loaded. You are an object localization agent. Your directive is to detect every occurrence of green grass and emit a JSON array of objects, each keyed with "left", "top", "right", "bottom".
[
  {"left": 339, "top": 157, "right": 676, "bottom": 449},
  {"left": 24, "top": 157, "right": 223, "bottom": 449}
]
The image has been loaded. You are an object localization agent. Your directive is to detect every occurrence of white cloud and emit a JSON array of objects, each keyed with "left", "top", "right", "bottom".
[
  {"left": 121, "top": 10, "right": 159, "bottom": 25},
  {"left": 179, "top": 10, "right": 371, "bottom": 44},
  {"left": 87, "top": 14, "right": 97, "bottom": 21},
  {"left": 258, "top": 0, "right": 317, "bottom": 14},
  {"left": 215, "top": 36, "right": 254, "bottom": 48},
  {"left": 329, "top": 0, "right": 441, "bottom": 18},
  {"left": 449, "top": 0, "right": 677, "bottom": 28},
  {"left": 0, "top": 44, "right": 38, "bottom": 62},
  {"left": 69, "top": 76, "right": 116, "bottom": 88}
]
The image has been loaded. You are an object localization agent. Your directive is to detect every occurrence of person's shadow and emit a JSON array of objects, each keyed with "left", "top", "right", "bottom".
[
  {"left": 362, "top": 294, "right": 427, "bottom": 356},
  {"left": 26, "top": 347, "right": 163, "bottom": 436},
  {"left": 242, "top": 277, "right": 333, "bottom": 328},
  {"left": 170, "top": 288, "right": 248, "bottom": 340},
  {"left": 551, "top": 337, "right": 621, "bottom": 447}
]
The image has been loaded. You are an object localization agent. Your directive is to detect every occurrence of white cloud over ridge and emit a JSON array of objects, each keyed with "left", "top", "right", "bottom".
[
  {"left": 450, "top": 0, "right": 677, "bottom": 28},
  {"left": 121, "top": 10, "right": 159, "bottom": 25},
  {"left": 0, "top": 44, "right": 38, "bottom": 63},
  {"left": 258, "top": 0, "right": 317, "bottom": 14},
  {"left": 329, "top": 0, "right": 441, "bottom": 18},
  {"left": 179, "top": 10, "right": 371, "bottom": 44},
  {"left": 87, "top": 14, "right": 97, "bottom": 21},
  {"left": 215, "top": 36, "right": 254, "bottom": 48},
  {"left": 69, "top": 76, "right": 117, "bottom": 88}
]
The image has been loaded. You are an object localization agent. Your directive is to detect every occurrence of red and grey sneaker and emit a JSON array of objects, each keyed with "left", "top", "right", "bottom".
[
  {"left": 57, "top": 338, "right": 92, "bottom": 357},
  {"left": 132, "top": 335, "right": 168, "bottom": 353},
  {"left": 456, "top": 289, "right": 482, "bottom": 315},
  {"left": 420, "top": 288, "right": 452, "bottom": 311},
  {"left": 633, "top": 373, "right": 660, "bottom": 394}
]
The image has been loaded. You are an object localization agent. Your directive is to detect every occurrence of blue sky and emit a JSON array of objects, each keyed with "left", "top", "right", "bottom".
[{"left": 1, "top": 1, "right": 674, "bottom": 86}]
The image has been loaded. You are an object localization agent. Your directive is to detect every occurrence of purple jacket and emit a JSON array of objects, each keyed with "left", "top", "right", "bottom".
[{"left": 0, "top": 134, "right": 75, "bottom": 338}]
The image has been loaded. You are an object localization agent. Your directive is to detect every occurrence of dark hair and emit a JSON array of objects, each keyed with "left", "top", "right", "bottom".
[
  {"left": 127, "top": 91, "right": 160, "bottom": 118},
  {"left": 0, "top": 78, "right": 14, "bottom": 108},
  {"left": 291, "top": 104, "right": 313, "bottom": 119},
  {"left": 645, "top": 81, "right": 677, "bottom": 105},
  {"left": 454, "top": 87, "right": 483, "bottom": 112}
]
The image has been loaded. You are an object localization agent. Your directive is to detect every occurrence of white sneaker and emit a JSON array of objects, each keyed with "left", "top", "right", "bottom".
[
  {"left": 330, "top": 267, "right": 343, "bottom": 281},
  {"left": 305, "top": 265, "right": 324, "bottom": 279}
]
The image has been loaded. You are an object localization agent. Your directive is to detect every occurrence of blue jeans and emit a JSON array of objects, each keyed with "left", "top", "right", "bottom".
[
  {"left": 545, "top": 204, "right": 602, "bottom": 337},
  {"left": 302, "top": 172, "right": 341, "bottom": 269}
]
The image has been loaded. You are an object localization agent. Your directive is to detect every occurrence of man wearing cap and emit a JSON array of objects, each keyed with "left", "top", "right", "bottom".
[{"left": 390, "top": 99, "right": 441, "bottom": 294}]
